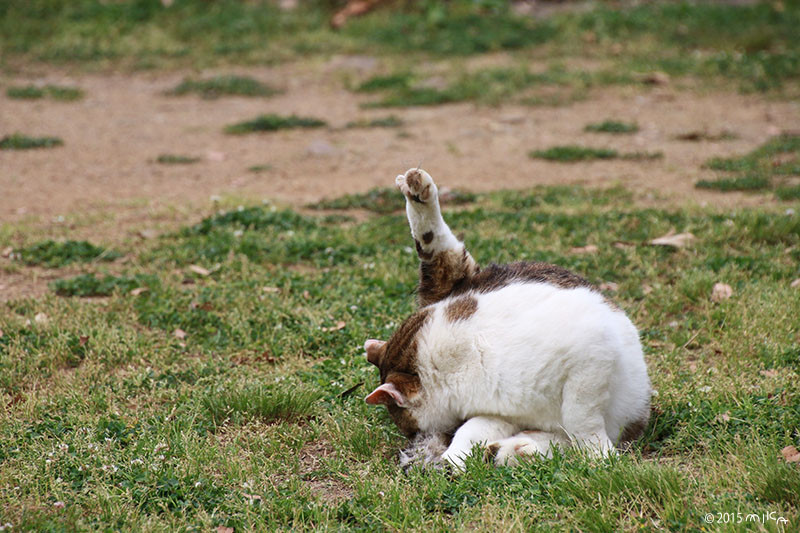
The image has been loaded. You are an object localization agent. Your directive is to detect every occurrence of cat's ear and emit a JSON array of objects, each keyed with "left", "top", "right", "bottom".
[
  {"left": 364, "top": 339, "right": 387, "bottom": 366},
  {"left": 365, "top": 382, "right": 406, "bottom": 406}
]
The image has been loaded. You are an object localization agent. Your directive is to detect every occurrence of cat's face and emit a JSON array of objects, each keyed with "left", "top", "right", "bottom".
[{"left": 363, "top": 309, "right": 430, "bottom": 437}]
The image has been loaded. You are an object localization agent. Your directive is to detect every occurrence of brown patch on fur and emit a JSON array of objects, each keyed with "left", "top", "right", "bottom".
[
  {"left": 464, "top": 262, "right": 593, "bottom": 294},
  {"left": 422, "top": 231, "right": 434, "bottom": 244},
  {"left": 445, "top": 295, "right": 478, "bottom": 322},
  {"left": 415, "top": 240, "right": 433, "bottom": 260},
  {"left": 484, "top": 442, "right": 501, "bottom": 462},
  {"left": 418, "top": 248, "right": 480, "bottom": 306},
  {"left": 372, "top": 308, "right": 431, "bottom": 436}
]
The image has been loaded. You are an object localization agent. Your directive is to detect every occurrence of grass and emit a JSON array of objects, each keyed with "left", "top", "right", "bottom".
[
  {"left": 165, "top": 75, "right": 278, "bottom": 99},
  {"left": 225, "top": 114, "right": 326, "bottom": 134},
  {"left": 345, "top": 115, "right": 403, "bottom": 129},
  {"left": 0, "top": 134, "right": 63, "bottom": 150},
  {"left": 156, "top": 154, "right": 201, "bottom": 165},
  {"left": 697, "top": 134, "right": 800, "bottom": 198},
  {"left": 585, "top": 120, "right": 639, "bottom": 134},
  {"left": 0, "top": 1, "right": 797, "bottom": 94},
  {"left": 530, "top": 146, "right": 618, "bottom": 162},
  {"left": 6, "top": 84, "right": 84, "bottom": 101},
  {"left": 14, "top": 240, "right": 122, "bottom": 267},
  {"left": 2, "top": 184, "right": 798, "bottom": 530}
]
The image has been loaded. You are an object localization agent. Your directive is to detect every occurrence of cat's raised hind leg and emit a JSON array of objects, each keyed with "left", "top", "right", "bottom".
[{"left": 396, "top": 168, "right": 479, "bottom": 306}]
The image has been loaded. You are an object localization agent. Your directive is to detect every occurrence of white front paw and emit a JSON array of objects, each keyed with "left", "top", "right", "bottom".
[{"left": 396, "top": 168, "right": 438, "bottom": 206}]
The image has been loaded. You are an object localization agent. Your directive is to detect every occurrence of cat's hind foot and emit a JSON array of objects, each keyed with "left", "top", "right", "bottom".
[{"left": 485, "top": 431, "right": 569, "bottom": 467}]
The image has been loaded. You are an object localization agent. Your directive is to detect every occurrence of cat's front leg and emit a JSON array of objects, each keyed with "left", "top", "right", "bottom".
[
  {"left": 486, "top": 431, "right": 570, "bottom": 467},
  {"left": 395, "top": 168, "right": 479, "bottom": 305},
  {"left": 440, "top": 416, "right": 519, "bottom": 470}
]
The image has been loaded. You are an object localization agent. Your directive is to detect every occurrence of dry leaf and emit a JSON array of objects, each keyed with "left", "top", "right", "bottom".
[
  {"left": 791, "top": 279, "right": 800, "bottom": 288},
  {"left": 188, "top": 265, "right": 211, "bottom": 276},
  {"left": 216, "top": 527, "right": 234, "bottom": 533},
  {"left": 137, "top": 229, "right": 159, "bottom": 240},
  {"left": 641, "top": 284, "right": 653, "bottom": 295},
  {"left": 570, "top": 244, "right": 599, "bottom": 255},
  {"left": 173, "top": 328, "right": 187, "bottom": 339},
  {"left": 714, "top": 412, "right": 731, "bottom": 423},
  {"left": 760, "top": 369, "right": 779, "bottom": 378},
  {"left": 79, "top": 335, "right": 89, "bottom": 347},
  {"left": 599, "top": 282, "right": 619, "bottom": 292},
  {"left": 262, "top": 287, "right": 281, "bottom": 293},
  {"left": 1, "top": 246, "right": 12, "bottom": 258},
  {"left": 34, "top": 312, "right": 49, "bottom": 325},
  {"left": 130, "top": 287, "right": 149, "bottom": 296},
  {"left": 711, "top": 282, "right": 733, "bottom": 302},
  {"left": 613, "top": 241, "right": 634, "bottom": 249},
  {"left": 649, "top": 231, "right": 696, "bottom": 248},
  {"left": 302, "top": 290, "right": 311, "bottom": 300},
  {"left": 780, "top": 445, "right": 800, "bottom": 463},
  {"left": 243, "top": 493, "right": 262, "bottom": 501},
  {"left": 322, "top": 321, "right": 346, "bottom": 332},
  {"left": 642, "top": 71, "right": 670, "bottom": 85}
]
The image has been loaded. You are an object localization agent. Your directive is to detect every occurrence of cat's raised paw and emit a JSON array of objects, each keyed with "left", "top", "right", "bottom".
[{"left": 396, "top": 168, "right": 438, "bottom": 205}]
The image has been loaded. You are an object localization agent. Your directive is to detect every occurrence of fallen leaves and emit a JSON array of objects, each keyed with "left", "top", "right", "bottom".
[
  {"left": 173, "top": 328, "right": 187, "bottom": 339},
  {"left": 321, "top": 321, "right": 346, "bottom": 332},
  {"left": 34, "top": 312, "right": 49, "bottom": 325},
  {"left": 649, "top": 231, "right": 696, "bottom": 248},
  {"left": 188, "top": 264, "right": 211, "bottom": 276},
  {"left": 791, "top": 279, "right": 800, "bottom": 288},
  {"left": 216, "top": 527, "right": 234, "bottom": 533},
  {"left": 780, "top": 445, "right": 800, "bottom": 463},
  {"left": 130, "top": 287, "right": 149, "bottom": 296},
  {"left": 710, "top": 282, "right": 733, "bottom": 302},
  {"left": 599, "top": 282, "right": 619, "bottom": 292},
  {"left": 570, "top": 244, "right": 598, "bottom": 254}
]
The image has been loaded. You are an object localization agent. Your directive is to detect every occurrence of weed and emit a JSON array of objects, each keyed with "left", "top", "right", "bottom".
[
  {"left": 345, "top": 115, "right": 403, "bottom": 128},
  {"left": 156, "top": 154, "right": 200, "bottom": 164},
  {"left": 0, "top": 133, "right": 63, "bottom": 149},
  {"left": 6, "top": 84, "right": 83, "bottom": 101},
  {"left": 15, "top": 240, "right": 121, "bottom": 267},
  {"left": 166, "top": 75, "right": 278, "bottom": 99},
  {"left": 201, "top": 381, "right": 321, "bottom": 426},
  {"left": 696, "top": 175, "right": 771, "bottom": 192},
  {"left": 585, "top": 120, "right": 639, "bottom": 134},
  {"left": 530, "top": 145, "right": 618, "bottom": 162},
  {"left": 51, "top": 273, "right": 159, "bottom": 297},
  {"left": 247, "top": 164, "right": 273, "bottom": 173},
  {"left": 775, "top": 185, "right": 800, "bottom": 200},
  {"left": 225, "top": 114, "right": 326, "bottom": 134}
]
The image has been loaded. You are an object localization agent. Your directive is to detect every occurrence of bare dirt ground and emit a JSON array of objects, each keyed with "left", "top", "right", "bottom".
[{"left": 1, "top": 58, "right": 799, "bottom": 300}]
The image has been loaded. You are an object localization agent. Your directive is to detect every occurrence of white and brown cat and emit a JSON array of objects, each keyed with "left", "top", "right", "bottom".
[{"left": 364, "top": 168, "right": 651, "bottom": 469}]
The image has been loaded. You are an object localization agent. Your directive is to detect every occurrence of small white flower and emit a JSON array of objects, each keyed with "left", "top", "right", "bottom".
[
  {"left": 786, "top": 208, "right": 796, "bottom": 216},
  {"left": 131, "top": 458, "right": 144, "bottom": 466},
  {"left": 154, "top": 442, "right": 167, "bottom": 453},
  {"left": 350, "top": 305, "right": 358, "bottom": 311},
  {"left": 404, "top": 246, "right": 414, "bottom": 254},
  {"left": 53, "top": 501, "right": 65, "bottom": 509},
  {"left": 58, "top": 443, "right": 69, "bottom": 451},
  {"left": 233, "top": 229, "right": 243, "bottom": 238},
  {"left": 194, "top": 481, "right": 202, "bottom": 488},
  {"left": 0, "top": 522, "right": 13, "bottom": 531}
]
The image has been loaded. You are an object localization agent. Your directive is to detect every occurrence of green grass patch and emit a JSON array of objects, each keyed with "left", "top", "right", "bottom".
[
  {"left": 0, "top": 133, "right": 63, "bottom": 149},
  {"left": 15, "top": 240, "right": 122, "bottom": 267},
  {"left": 224, "top": 114, "right": 326, "bottom": 134},
  {"left": 697, "top": 134, "right": 800, "bottom": 198},
  {"left": 530, "top": 145, "right": 618, "bottom": 162},
  {"left": 201, "top": 381, "right": 321, "bottom": 426},
  {"left": 1, "top": 183, "right": 799, "bottom": 530},
  {"left": 166, "top": 75, "right": 278, "bottom": 99},
  {"left": 775, "top": 184, "right": 800, "bottom": 200},
  {"left": 247, "top": 164, "right": 273, "bottom": 173},
  {"left": 308, "top": 187, "right": 476, "bottom": 214},
  {"left": 51, "top": 273, "right": 159, "bottom": 297},
  {"left": 6, "top": 84, "right": 83, "bottom": 101},
  {"left": 156, "top": 154, "right": 201, "bottom": 165},
  {"left": 345, "top": 115, "right": 403, "bottom": 129},
  {"left": 696, "top": 174, "right": 772, "bottom": 192},
  {"left": 585, "top": 120, "right": 639, "bottom": 134}
]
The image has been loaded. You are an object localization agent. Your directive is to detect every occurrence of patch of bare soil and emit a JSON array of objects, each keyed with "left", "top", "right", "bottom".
[{"left": 1, "top": 58, "right": 798, "bottom": 300}]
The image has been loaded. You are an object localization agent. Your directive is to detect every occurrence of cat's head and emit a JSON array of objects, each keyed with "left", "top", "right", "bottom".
[{"left": 363, "top": 308, "right": 430, "bottom": 437}]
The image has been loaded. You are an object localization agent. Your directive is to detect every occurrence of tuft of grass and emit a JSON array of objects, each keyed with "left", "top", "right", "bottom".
[
  {"left": 166, "top": 75, "right": 278, "bottom": 99},
  {"left": 15, "top": 240, "right": 122, "bottom": 267},
  {"left": 225, "top": 114, "right": 327, "bottom": 134},
  {"left": 530, "top": 145, "right": 618, "bottom": 162},
  {"left": 156, "top": 154, "right": 201, "bottom": 165},
  {"left": 696, "top": 175, "right": 771, "bottom": 192},
  {"left": 6, "top": 84, "right": 83, "bottom": 101},
  {"left": 585, "top": 120, "right": 639, "bottom": 134},
  {"left": 674, "top": 130, "right": 738, "bottom": 142},
  {"left": 247, "top": 164, "right": 273, "bottom": 173},
  {"left": 308, "top": 187, "right": 476, "bottom": 214},
  {"left": 697, "top": 134, "right": 800, "bottom": 196},
  {"left": 51, "top": 273, "right": 159, "bottom": 297},
  {"left": 775, "top": 185, "right": 800, "bottom": 200},
  {"left": 0, "top": 133, "right": 63, "bottom": 150},
  {"left": 201, "top": 382, "right": 321, "bottom": 426},
  {"left": 345, "top": 115, "right": 403, "bottom": 129},
  {"left": 619, "top": 151, "right": 663, "bottom": 161}
]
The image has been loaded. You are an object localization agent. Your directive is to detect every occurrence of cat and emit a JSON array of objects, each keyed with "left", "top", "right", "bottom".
[{"left": 364, "top": 168, "right": 651, "bottom": 469}]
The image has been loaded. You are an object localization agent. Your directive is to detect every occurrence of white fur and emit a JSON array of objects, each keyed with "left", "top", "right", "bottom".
[{"left": 393, "top": 168, "right": 651, "bottom": 469}]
